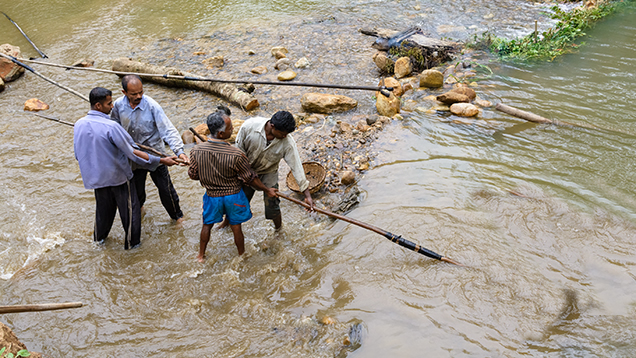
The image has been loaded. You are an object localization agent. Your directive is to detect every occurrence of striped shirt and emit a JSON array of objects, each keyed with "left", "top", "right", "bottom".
[{"left": 188, "top": 140, "right": 256, "bottom": 197}]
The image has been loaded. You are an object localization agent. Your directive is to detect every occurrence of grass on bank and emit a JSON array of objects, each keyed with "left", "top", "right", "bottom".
[{"left": 469, "top": 0, "right": 626, "bottom": 61}]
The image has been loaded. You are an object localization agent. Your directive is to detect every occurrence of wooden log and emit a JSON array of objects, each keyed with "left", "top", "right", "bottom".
[
  {"left": 0, "top": 302, "right": 83, "bottom": 314},
  {"left": 495, "top": 103, "right": 635, "bottom": 137},
  {"left": 111, "top": 58, "right": 259, "bottom": 111}
]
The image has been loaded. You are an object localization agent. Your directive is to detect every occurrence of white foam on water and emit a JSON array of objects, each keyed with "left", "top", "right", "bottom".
[{"left": 0, "top": 232, "right": 66, "bottom": 280}]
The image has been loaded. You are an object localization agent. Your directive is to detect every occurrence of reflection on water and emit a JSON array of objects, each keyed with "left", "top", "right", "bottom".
[{"left": 0, "top": 0, "right": 635, "bottom": 356}]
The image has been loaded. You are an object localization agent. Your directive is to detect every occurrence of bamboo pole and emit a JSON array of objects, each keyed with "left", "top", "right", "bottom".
[
  {"left": 189, "top": 127, "right": 207, "bottom": 142},
  {"left": 33, "top": 113, "right": 184, "bottom": 162},
  {"left": 0, "top": 53, "right": 88, "bottom": 101},
  {"left": 2, "top": 12, "right": 48, "bottom": 58},
  {"left": 0, "top": 302, "right": 83, "bottom": 314},
  {"left": 278, "top": 193, "right": 463, "bottom": 266}
]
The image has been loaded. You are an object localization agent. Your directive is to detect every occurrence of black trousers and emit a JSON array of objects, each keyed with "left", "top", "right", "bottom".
[
  {"left": 132, "top": 165, "right": 183, "bottom": 220},
  {"left": 94, "top": 180, "right": 141, "bottom": 250}
]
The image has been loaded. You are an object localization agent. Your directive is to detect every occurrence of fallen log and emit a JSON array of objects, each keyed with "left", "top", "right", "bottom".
[
  {"left": 112, "top": 58, "right": 259, "bottom": 111},
  {"left": 495, "top": 103, "right": 634, "bottom": 137}
]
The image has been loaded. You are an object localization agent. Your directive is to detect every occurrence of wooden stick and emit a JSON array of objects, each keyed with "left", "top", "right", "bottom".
[
  {"left": 189, "top": 127, "right": 207, "bottom": 142},
  {"left": 2, "top": 12, "right": 48, "bottom": 58},
  {"left": 33, "top": 113, "right": 184, "bottom": 162},
  {"left": 495, "top": 103, "right": 636, "bottom": 137},
  {"left": 0, "top": 302, "right": 82, "bottom": 314},
  {"left": 278, "top": 193, "right": 463, "bottom": 265},
  {"left": 16, "top": 57, "right": 392, "bottom": 93},
  {"left": 0, "top": 53, "right": 88, "bottom": 101}
]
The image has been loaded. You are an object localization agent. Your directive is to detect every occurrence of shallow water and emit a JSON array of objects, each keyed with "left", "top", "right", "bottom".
[{"left": 0, "top": 0, "right": 635, "bottom": 356}]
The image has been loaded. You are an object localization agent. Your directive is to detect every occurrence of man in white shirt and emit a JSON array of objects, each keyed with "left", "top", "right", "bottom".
[{"left": 233, "top": 110, "right": 314, "bottom": 229}]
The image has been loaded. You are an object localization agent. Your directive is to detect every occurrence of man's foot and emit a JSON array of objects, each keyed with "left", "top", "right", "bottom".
[
  {"left": 197, "top": 254, "right": 205, "bottom": 262},
  {"left": 175, "top": 217, "right": 184, "bottom": 227},
  {"left": 140, "top": 206, "right": 146, "bottom": 216}
]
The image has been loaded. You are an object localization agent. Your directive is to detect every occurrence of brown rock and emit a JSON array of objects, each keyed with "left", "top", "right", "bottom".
[
  {"left": 24, "top": 98, "right": 49, "bottom": 111},
  {"left": 228, "top": 119, "right": 244, "bottom": 143},
  {"left": 372, "top": 52, "right": 394, "bottom": 73},
  {"left": 270, "top": 46, "right": 288, "bottom": 56},
  {"left": 451, "top": 85, "right": 476, "bottom": 101},
  {"left": 305, "top": 114, "right": 325, "bottom": 123},
  {"left": 436, "top": 91, "right": 469, "bottom": 105},
  {"left": 402, "top": 82, "right": 413, "bottom": 93},
  {"left": 250, "top": 66, "right": 267, "bottom": 74},
  {"left": 450, "top": 103, "right": 479, "bottom": 117},
  {"left": 203, "top": 56, "right": 224, "bottom": 68},
  {"left": 419, "top": 69, "right": 444, "bottom": 88},
  {"left": 378, "top": 77, "right": 403, "bottom": 97},
  {"left": 0, "top": 44, "right": 25, "bottom": 82},
  {"left": 274, "top": 58, "right": 292, "bottom": 70},
  {"left": 376, "top": 91, "right": 400, "bottom": 117},
  {"left": 71, "top": 58, "right": 94, "bottom": 68},
  {"left": 340, "top": 171, "right": 356, "bottom": 185},
  {"left": 301, "top": 93, "right": 357, "bottom": 114},
  {"left": 355, "top": 120, "right": 371, "bottom": 132},
  {"left": 273, "top": 50, "right": 287, "bottom": 60},
  {"left": 0, "top": 322, "right": 42, "bottom": 358},
  {"left": 394, "top": 57, "right": 412, "bottom": 79},
  {"left": 277, "top": 70, "right": 297, "bottom": 81},
  {"left": 193, "top": 123, "right": 210, "bottom": 142},
  {"left": 474, "top": 98, "right": 492, "bottom": 108},
  {"left": 182, "top": 130, "right": 195, "bottom": 144}
]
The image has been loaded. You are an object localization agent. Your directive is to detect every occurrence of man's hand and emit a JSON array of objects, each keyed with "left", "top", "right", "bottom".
[
  {"left": 265, "top": 187, "right": 279, "bottom": 198},
  {"left": 160, "top": 155, "right": 179, "bottom": 166},
  {"left": 303, "top": 190, "right": 315, "bottom": 212},
  {"left": 178, "top": 153, "right": 190, "bottom": 166}
]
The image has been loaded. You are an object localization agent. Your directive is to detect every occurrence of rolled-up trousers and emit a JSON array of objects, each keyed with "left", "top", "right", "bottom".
[{"left": 93, "top": 180, "right": 141, "bottom": 250}]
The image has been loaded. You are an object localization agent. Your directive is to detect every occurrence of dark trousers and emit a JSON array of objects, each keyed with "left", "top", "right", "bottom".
[
  {"left": 94, "top": 180, "right": 141, "bottom": 250},
  {"left": 132, "top": 165, "right": 183, "bottom": 220}
]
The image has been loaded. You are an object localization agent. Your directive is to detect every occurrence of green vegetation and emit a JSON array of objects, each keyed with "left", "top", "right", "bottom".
[
  {"left": 469, "top": 1, "right": 623, "bottom": 61},
  {"left": 388, "top": 44, "right": 454, "bottom": 73},
  {"left": 0, "top": 348, "right": 30, "bottom": 358}
]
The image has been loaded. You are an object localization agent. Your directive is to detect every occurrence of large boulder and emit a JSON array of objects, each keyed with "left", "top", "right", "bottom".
[
  {"left": 376, "top": 91, "right": 400, "bottom": 117},
  {"left": 451, "top": 85, "right": 476, "bottom": 101},
  {"left": 419, "top": 69, "right": 444, "bottom": 88},
  {"left": 301, "top": 93, "right": 357, "bottom": 114},
  {"left": 0, "top": 44, "right": 25, "bottom": 82},
  {"left": 394, "top": 57, "right": 412, "bottom": 79}
]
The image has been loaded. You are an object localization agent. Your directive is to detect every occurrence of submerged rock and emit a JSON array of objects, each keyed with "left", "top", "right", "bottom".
[
  {"left": 24, "top": 98, "right": 49, "bottom": 111},
  {"left": 436, "top": 91, "right": 469, "bottom": 105},
  {"left": 450, "top": 102, "right": 479, "bottom": 117},
  {"left": 277, "top": 70, "right": 297, "bottom": 81},
  {"left": 419, "top": 69, "right": 444, "bottom": 88},
  {"left": 295, "top": 57, "right": 311, "bottom": 69},
  {"left": 251, "top": 66, "right": 267, "bottom": 74},
  {"left": 203, "top": 56, "right": 224, "bottom": 68},
  {"left": 451, "top": 85, "right": 476, "bottom": 101}
]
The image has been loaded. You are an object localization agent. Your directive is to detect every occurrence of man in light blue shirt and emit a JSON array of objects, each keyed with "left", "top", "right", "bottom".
[
  {"left": 74, "top": 87, "right": 178, "bottom": 249},
  {"left": 111, "top": 75, "right": 188, "bottom": 224}
]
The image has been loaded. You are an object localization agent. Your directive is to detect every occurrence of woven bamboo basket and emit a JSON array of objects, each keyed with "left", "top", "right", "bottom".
[{"left": 286, "top": 162, "right": 326, "bottom": 194}]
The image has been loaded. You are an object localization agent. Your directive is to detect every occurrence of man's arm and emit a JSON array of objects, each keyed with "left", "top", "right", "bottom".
[
  {"left": 283, "top": 137, "right": 314, "bottom": 210},
  {"left": 152, "top": 104, "right": 186, "bottom": 158},
  {"left": 248, "top": 176, "right": 278, "bottom": 198},
  {"left": 235, "top": 154, "right": 277, "bottom": 198},
  {"left": 133, "top": 149, "right": 178, "bottom": 166},
  {"left": 110, "top": 125, "right": 162, "bottom": 170},
  {"left": 188, "top": 150, "right": 199, "bottom": 180}
]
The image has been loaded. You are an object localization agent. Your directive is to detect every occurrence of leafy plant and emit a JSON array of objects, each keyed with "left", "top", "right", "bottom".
[
  {"left": 0, "top": 347, "right": 31, "bottom": 358},
  {"left": 468, "top": 0, "right": 623, "bottom": 61}
]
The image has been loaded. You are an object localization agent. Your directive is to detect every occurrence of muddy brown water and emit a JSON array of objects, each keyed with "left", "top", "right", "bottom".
[{"left": 1, "top": 0, "right": 635, "bottom": 356}]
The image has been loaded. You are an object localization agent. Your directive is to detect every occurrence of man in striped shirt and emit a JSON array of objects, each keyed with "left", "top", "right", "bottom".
[{"left": 188, "top": 106, "right": 277, "bottom": 261}]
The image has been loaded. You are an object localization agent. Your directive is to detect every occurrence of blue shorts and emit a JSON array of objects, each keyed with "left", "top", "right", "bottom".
[{"left": 202, "top": 189, "right": 252, "bottom": 225}]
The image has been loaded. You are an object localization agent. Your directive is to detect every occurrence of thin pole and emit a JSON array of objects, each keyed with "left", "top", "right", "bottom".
[
  {"left": 0, "top": 53, "right": 88, "bottom": 102},
  {"left": 2, "top": 12, "right": 48, "bottom": 58},
  {"left": 16, "top": 57, "right": 393, "bottom": 93},
  {"left": 0, "top": 302, "right": 82, "bottom": 314},
  {"left": 278, "top": 193, "right": 463, "bottom": 265},
  {"left": 33, "top": 113, "right": 181, "bottom": 161},
  {"left": 189, "top": 127, "right": 207, "bottom": 142}
]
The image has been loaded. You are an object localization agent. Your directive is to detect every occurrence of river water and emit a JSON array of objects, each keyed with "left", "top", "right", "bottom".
[{"left": 1, "top": 0, "right": 635, "bottom": 356}]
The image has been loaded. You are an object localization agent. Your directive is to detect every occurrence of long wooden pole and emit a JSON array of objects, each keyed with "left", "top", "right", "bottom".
[
  {"left": 33, "top": 113, "right": 184, "bottom": 162},
  {"left": 0, "top": 53, "right": 88, "bottom": 101},
  {"left": 16, "top": 57, "right": 393, "bottom": 93},
  {"left": 278, "top": 193, "right": 463, "bottom": 266},
  {"left": 0, "top": 302, "right": 82, "bottom": 314},
  {"left": 2, "top": 12, "right": 48, "bottom": 58}
]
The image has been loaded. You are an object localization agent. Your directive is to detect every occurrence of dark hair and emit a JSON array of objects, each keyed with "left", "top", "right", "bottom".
[
  {"left": 206, "top": 110, "right": 228, "bottom": 137},
  {"left": 270, "top": 111, "right": 296, "bottom": 133},
  {"left": 217, "top": 104, "right": 231, "bottom": 116},
  {"left": 121, "top": 74, "right": 142, "bottom": 91},
  {"left": 89, "top": 87, "right": 112, "bottom": 106}
]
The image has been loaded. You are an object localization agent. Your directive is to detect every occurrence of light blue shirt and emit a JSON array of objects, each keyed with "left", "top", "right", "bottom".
[
  {"left": 74, "top": 110, "right": 160, "bottom": 189},
  {"left": 110, "top": 95, "right": 185, "bottom": 158}
]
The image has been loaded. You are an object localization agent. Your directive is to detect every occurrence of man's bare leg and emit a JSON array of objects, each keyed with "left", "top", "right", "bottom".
[
  {"left": 272, "top": 213, "right": 282, "bottom": 230},
  {"left": 230, "top": 223, "right": 245, "bottom": 255},
  {"left": 217, "top": 216, "right": 229, "bottom": 230},
  {"left": 198, "top": 223, "right": 214, "bottom": 262}
]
